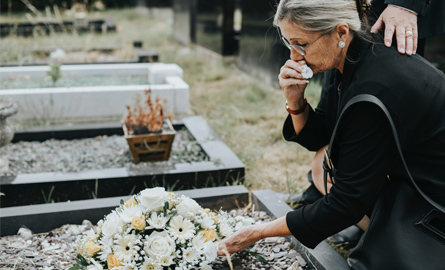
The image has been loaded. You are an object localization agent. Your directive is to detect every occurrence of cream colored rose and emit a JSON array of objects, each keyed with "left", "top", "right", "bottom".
[
  {"left": 84, "top": 240, "right": 101, "bottom": 256},
  {"left": 139, "top": 187, "right": 169, "bottom": 211},
  {"left": 131, "top": 215, "right": 146, "bottom": 230},
  {"left": 124, "top": 197, "right": 137, "bottom": 208},
  {"left": 143, "top": 231, "right": 175, "bottom": 259},
  {"left": 107, "top": 254, "right": 122, "bottom": 269},
  {"left": 198, "top": 228, "right": 217, "bottom": 242}
]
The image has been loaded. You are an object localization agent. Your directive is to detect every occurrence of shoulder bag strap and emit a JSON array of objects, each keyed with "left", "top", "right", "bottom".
[{"left": 326, "top": 94, "right": 445, "bottom": 213}]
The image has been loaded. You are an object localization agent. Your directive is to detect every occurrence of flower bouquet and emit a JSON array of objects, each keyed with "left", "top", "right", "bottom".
[{"left": 70, "top": 187, "right": 255, "bottom": 270}]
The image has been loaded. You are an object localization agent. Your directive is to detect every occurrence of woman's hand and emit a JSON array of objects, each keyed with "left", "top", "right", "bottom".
[
  {"left": 216, "top": 225, "right": 262, "bottom": 256},
  {"left": 279, "top": 60, "right": 309, "bottom": 110},
  {"left": 217, "top": 217, "right": 292, "bottom": 256},
  {"left": 371, "top": 5, "right": 418, "bottom": 55}
]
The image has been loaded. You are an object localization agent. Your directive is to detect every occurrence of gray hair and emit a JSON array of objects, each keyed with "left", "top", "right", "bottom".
[{"left": 273, "top": 0, "right": 368, "bottom": 37}]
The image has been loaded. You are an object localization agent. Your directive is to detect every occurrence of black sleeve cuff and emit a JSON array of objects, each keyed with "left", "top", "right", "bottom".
[
  {"left": 282, "top": 104, "right": 329, "bottom": 151},
  {"left": 384, "top": 0, "right": 429, "bottom": 16},
  {"left": 286, "top": 206, "right": 326, "bottom": 249}
]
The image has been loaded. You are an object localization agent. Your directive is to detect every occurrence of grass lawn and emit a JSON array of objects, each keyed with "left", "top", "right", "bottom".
[{"left": 1, "top": 7, "right": 322, "bottom": 194}]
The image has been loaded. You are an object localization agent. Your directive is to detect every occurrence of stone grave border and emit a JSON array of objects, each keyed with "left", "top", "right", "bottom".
[
  {"left": 0, "top": 116, "right": 245, "bottom": 207},
  {"left": 1, "top": 185, "right": 348, "bottom": 270}
]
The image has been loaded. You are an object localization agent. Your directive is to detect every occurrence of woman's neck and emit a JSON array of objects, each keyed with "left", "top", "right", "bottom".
[{"left": 336, "top": 35, "right": 354, "bottom": 74}]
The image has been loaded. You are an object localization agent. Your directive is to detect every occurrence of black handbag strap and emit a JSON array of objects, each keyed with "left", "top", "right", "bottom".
[{"left": 326, "top": 94, "right": 445, "bottom": 213}]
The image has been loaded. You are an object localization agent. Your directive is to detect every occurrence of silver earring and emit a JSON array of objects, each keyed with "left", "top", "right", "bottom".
[{"left": 338, "top": 41, "right": 346, "bottom": 48}]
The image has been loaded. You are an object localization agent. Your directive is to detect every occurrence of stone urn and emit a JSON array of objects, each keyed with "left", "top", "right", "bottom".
[{"left": 0, "top": 98, "right": 18, "bottom": 172}]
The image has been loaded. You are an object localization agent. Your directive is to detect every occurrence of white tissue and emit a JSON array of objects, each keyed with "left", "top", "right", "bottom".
[{"left": 302, "top": 65, "right": 313, "bottom": 79}]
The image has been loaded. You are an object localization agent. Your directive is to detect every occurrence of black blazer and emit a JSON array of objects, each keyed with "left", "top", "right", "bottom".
[{"left": 283, "top": 35, "right": 445, "bottom": 248}]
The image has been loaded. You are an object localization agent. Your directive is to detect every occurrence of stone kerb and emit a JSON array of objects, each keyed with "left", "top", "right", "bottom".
[{"left": 0, "top": 63, "right": 190, "bottom": 121}]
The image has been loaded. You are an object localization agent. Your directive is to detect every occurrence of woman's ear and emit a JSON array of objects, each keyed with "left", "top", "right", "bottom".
[{"left": 336, "top": 23, "right": 350, "bottom": 40}]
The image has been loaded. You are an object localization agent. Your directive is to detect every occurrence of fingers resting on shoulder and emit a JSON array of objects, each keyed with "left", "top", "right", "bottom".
[{"left": 370, "top": 5, "right": 418, "bottom": 55}]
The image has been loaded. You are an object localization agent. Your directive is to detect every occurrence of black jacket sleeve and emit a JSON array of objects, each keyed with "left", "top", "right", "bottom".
[
  {"left": 282, "top": 104, "right": 329, "bottom": 152},
  {"left": 385, "top": 0, "right": 431, "bottom": 16},
  {"left": 286, "top": 102, "right": 398, "bottom": 248}
]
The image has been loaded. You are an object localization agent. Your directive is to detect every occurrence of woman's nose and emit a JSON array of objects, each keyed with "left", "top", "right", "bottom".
[{"left": 290, "top": 49, "right": 304, "bottom": 62}]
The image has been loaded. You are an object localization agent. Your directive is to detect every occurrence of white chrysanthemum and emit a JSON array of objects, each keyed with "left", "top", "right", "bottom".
[
  {"left": 144, "top": 231, "right": 175, "bottom": 259},
  {"left": 119, "top": 205, "right": 143, "bottom": 223},
  {"left": 176, "top": 196, "right": 202, "bottom": 220},
  {"left": 140, "top": 258, "right": 162, "bottom": 270},
  {"left": 182, "top": 247, "right": 199, "bottom": 263},
  {"left": 159, "top": 254, "right": 175, "bottom": 266},
  {"left": 168, "top": 215, "right": 195, "bottom": 241},
  {"left": 199, "top": 215, "right": 215, "bottom": 229},
  {"left": 139, "top": 187, "right": 169, "bottom": 212},
  {"left": 146, "top": 212, "right": 169, "bottom": 230},
  {"left": 202, "top": 241, "right": 217, "bottom": 262},
  {"left": 101, "top": 212, "right": 123, "bottom": 239},
  {"left": 191, "top": 235, "right": 206, "bottom": 250},
  {"left": 218, "top": 221, "right": 233, "bottom": 237},
  {"left": 114, "top": 233, "right": 139, "bottom": 263},
  {"left": 97, "top": 237, "right": 113, "bottom": 262}
]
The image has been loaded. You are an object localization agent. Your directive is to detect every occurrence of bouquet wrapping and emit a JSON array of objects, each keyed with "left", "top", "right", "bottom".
[{"left": 71, "top": 187, "right": 254, "bottom": 270}]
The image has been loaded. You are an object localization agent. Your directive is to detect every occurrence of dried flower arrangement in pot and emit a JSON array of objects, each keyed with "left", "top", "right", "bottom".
[{"left": 123, "top": 90, "right": 176, "bottom": 163}]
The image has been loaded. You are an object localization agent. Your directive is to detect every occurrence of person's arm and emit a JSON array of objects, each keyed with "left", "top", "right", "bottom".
[
  {"left": 286, "top": 102, "right": 398, "bottom": 248},
  {"left": 282, "top": 105, "right": 329, "bottom": 151},
  {"left": 216, "top": 216, "right": 291, "bottom": 255}
]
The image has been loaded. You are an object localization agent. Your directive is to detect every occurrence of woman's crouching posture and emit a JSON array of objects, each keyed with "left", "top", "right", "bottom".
[{"left": 217, "top": 0, "right": 445, "bottom": 269}]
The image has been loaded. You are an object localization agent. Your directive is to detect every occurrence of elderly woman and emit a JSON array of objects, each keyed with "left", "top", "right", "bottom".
[{"left": 217, "top": 0, "right": 445, "bottom": 268}]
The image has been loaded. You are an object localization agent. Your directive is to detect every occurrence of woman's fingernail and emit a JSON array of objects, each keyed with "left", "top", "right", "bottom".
[
  {"left": 407, "top": 49, "right": 412, "bottom": 54},
  {"left": 385, "top": 42, "right": 390, "bottom": 47},
  {"left": 399, "top": 47, "right": 405, "bottom": 53}
]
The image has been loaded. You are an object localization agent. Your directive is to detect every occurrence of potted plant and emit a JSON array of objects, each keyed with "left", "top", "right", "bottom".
[{"left": 123, "top": 89, "right": 175, "bottom": 163}]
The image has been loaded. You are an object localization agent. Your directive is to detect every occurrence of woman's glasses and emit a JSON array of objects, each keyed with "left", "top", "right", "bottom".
[{"left": 279, "top": 31, "right": 325, "bottom": 56}]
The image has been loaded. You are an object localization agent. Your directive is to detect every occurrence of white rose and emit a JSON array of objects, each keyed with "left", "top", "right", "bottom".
[
  {"left": 139, "top": 187, "right": 169, "bottom": 211},
  {"left": 101, "top": 212, "right": 122, "bottom": 239},
  {"left": 144, "top": 231, "right": 175, "bottom": 259},
  {"left": 202, "top": 241, "right": 217, "bottom": 262},
  {"left": 176, "top": 196, "right": 202, "bottom": 220}
]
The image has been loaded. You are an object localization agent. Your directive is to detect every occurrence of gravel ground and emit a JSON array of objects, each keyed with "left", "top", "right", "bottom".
[
  {"left": 0, "top": 210, "right": 308, "bottom": 270},
  {"left": 0, "top": 128, "right": 209, "bottom": 177}
]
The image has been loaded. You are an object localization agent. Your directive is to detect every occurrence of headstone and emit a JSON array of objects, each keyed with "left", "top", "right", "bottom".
[
  {"left": 172, "top": 0, "right": 196, "bottom": 45},
  {"left": 237, "top": 0, "right": 289, "bottom": 87}
]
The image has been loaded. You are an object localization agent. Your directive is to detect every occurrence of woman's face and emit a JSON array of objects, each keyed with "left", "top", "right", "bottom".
[{"left": 278, "top": 19, "right": 342, "bottom": 74}]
